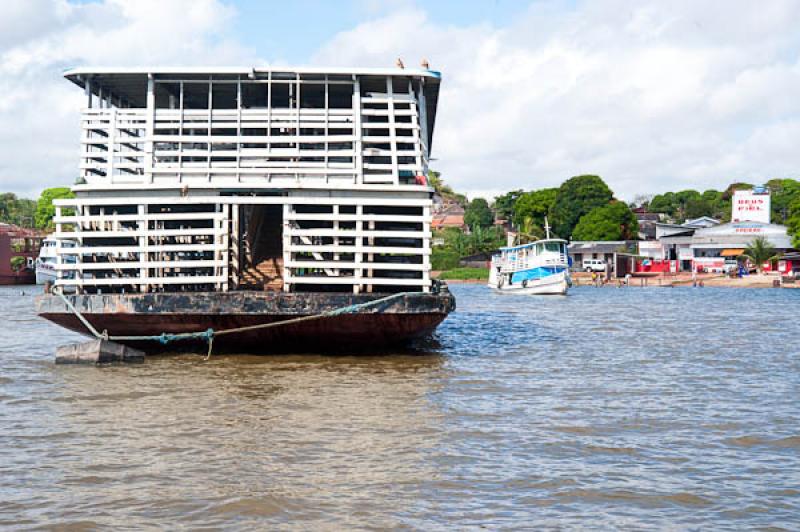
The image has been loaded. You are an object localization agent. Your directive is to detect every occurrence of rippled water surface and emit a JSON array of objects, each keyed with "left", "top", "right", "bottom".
[{"left": 1, "top": 284, "right": 799, "bottom": 529}]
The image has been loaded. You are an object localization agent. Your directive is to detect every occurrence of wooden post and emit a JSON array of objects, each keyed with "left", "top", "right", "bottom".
[
  {"left": 144, "top": 74, "right": 155, "bottom": 183},
  {"left": 352, "top": 76, "right": 363, "bottom": 184}
]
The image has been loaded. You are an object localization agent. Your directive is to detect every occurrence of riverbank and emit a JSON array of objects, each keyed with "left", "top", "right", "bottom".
[
  {"left": 435, "top": 269, "right": 798, "bottom": 288},
  {"left": 432, "top": 267, "right": 489, "bottom": 281},
  {"left": 572, "top": 272, "right": 798, "bottom": 288}
]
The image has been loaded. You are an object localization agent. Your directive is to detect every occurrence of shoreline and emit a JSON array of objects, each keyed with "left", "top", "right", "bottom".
[
  {"left": 431, "top": 272, "right": 798, "bottom": 289},
  {"left": 571, "top": 272, "right": 797, "bottom": 289}
]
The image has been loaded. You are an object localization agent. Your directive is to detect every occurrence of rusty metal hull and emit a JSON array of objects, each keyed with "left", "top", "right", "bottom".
[
  {"left": 36, "top": 289, "right": 455, "bottom": 353},
  {"left": 0, "top": 273, "right": 35, "bottom": 285}
]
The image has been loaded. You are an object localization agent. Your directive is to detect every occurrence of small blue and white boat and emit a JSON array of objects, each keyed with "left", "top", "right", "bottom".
[{"left": 488, "top": 221, "right": 571, "bottom": 295}]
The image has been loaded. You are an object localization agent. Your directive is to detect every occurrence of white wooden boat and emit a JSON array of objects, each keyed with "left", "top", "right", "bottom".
[
  {"left": 36, "top": 236, "right": 75, "bottom": 284},
  {"left": 488, "top": 221, "right": 571, "bottom": 295}
]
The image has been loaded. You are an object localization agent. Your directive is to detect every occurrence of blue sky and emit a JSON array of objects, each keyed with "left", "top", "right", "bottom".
[
  {"left": 232, "top": 0, "right": 533, "bottom": 63},
  {"left": 2, "top": 0, "right": 800, "bottom": 199}
]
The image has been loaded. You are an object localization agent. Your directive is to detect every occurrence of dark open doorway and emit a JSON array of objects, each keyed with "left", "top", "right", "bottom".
[{"left": 238, "top": 204, "right": 283, "bottom": 291}]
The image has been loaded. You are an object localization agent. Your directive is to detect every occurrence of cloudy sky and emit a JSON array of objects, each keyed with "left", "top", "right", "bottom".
[{"left": 2, "top": 0, "right": 800, "bottom": 201}]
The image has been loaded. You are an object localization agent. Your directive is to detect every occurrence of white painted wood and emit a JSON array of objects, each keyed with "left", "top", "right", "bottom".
[
  {"left": 56, "top": 260, "right": 226, "bottom": 271},
  {"left": 55, "top": 196, "right": 432, "bottom": 207},
  {"left": 285, "top": 275, "right": 427, "bottom": 286},
  {"left": 59, "top": 68, "right": 438, "bottom": 293}
]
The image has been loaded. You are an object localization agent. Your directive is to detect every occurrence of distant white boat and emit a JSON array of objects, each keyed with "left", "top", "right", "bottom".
[
  {"left": 487, "top": 220, "right": 571, "bottom": 295},
  {"left": 35, "top": 236, "right": 75, "bottom": 284}
]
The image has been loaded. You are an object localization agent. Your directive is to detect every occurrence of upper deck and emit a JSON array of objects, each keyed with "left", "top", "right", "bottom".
[{"left": 65, "top": 66, "right": 441, "bottom": 192}]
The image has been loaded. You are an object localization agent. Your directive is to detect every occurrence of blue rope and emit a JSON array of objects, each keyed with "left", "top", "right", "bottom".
[
  {"left": 109, "top": 327, "right": 215, "bottom": 345},
  {"left": 60, "top": 290, "right": 411, "bottom": 348}
]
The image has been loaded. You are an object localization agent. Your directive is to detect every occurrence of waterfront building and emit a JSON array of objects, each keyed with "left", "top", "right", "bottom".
[
  {"left": 637, "top": 189, "right": 797, "bottom": 275},
  {"left": 631, "top": 207, "right": 662, "bottom": 240},
  {"left": 690, "top": 221, "right": 795, "bottom": 274},
  {"left": 568, "top": 241, "right": 637, "bottom": 275},
  {"left": 0, "top": 224, "right": 42, "bottom": 285}
]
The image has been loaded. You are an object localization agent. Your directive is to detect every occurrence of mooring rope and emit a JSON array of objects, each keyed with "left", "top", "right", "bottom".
[{"left": 55, "top": 290, "right": 412, "bottom": 359}]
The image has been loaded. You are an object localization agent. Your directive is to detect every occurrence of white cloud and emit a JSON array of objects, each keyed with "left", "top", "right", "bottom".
[
  {"left": 313, "top": 0, "right": 800, "bottom": 200},
  {"left": 0, "top": 0, "right": 257, "bottom": 198},
  {"left": 3, "top": 0, "right": 800, "bottom": 202}
]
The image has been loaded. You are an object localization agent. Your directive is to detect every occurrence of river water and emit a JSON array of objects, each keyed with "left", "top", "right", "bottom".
[{"left": 0, "top": 284, "right": 798, "bottom": 529}]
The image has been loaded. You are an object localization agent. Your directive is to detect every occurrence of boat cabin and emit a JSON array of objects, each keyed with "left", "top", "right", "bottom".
[
  {"left": 51, "top": 66, "right": 441, "bottom": 295},
  {"left": 495, "top": 239, "right": 569, "bottom": 272}
]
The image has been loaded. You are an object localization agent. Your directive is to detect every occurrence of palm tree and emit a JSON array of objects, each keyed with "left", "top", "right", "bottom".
[
  {"left": 467, "top": 225, "right": 503, "bottom": 254},
  {"left": 741, "top": 236, "right": 780, "bottom": 273},
  {"left": 517, "top": 216, "right": 544, "bottom": 244}
]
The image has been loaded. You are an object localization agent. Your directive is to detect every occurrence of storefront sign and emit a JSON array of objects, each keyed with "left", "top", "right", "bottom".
[{"left": 733, "top": 224, "right": 764, "bottom": 233}]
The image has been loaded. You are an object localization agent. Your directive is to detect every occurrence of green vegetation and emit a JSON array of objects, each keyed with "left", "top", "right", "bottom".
[
  {"left": 431, "top": 248, "right": 460, "bottom": 271},
  {"left": 1, "top": 187, "right": 76, "bottom": 229},
  {"left": 10, "top": 256, "right": 26, "bottom": 271},
  {"left": 767, "top": 178, "right": 800, "bottom": 223},
  {"left": 548, "top": 175, "right": 613, "bottom": 239},
  {"left": 492, "top": 189, "right": 523, "bottom": 221},
  {"left": 513, "top": 188, "right": 557, "bottom": 230},
  {"left": 464, "top": 198, "right": 493, "bottom": 229},
  {"left": 648, "top": 187, "right": 740, "bottom": 222},
  {"left": 0, "top": 193, "right": 36, "bottom": 228},
  {"left": 35, "top": 187, "right": 74, "bottom": 229},
  {"left": 741, "top": 236, "right": 780, "bottom": 273},
  {"left": 572, "top": 201, "right": 638, "bottom": 241},
  {"left": 437, "top": 267, "right": 489, "bottom": 280},
  {"left": 434, "top": 225, "right": 505, "bottom": 261},
  {"left": 644, "top": 179, "right": 800, "bottom": 225},
  {"left": 517, "top": 216, "right": 544, "bottom": 243},
  {"left": 788, "top": 196, "right": 800, "bottom": 248}
]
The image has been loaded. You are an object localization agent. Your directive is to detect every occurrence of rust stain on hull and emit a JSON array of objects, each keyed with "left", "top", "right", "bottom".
[{"left": 37, "top": 289, "right": 456, "bottom": 353}]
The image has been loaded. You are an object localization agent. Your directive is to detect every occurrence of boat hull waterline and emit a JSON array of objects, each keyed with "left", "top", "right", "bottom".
[
  {"left": 489, "top": 270, "right": 569, "bottom": 295},
  {"left": 37, "top": 290, "right": 456, "bottom": 353}
]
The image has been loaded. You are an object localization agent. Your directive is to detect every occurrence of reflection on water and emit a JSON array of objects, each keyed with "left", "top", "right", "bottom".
[{"left": 0, "top": 285, "right": 798, "bottom": 528}]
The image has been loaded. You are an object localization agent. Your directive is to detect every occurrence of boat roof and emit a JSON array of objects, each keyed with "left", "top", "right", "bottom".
[
  {"left": 500, "top": 238, "right": 568, "bottom": 251},
  {"left": 64, "top": 65, "right": 442, "bottom": 79},
  {"left": 64, "top": 66, "right": 441, "bottom": 152}
]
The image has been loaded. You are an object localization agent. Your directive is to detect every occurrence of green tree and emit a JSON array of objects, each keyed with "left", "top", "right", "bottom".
[
  {"left": 766, "top": 178, "right": 800, "bottom": 223},
  {"left": 741, "top": 236, "right": 780, "bottom": 273},
  {"left": 722, "top": 182, "right": 754, "bottom": 198},
  {"left": 787, "top": 196, "right": 800, "bottom": 248},
  {"left": 35, "top": 187, "right": 74, "bottom": 229},
  {"left": 650, "top": 189, "right": 723, "bottom": 222},
  {"left": 0, "top": 193, "right": 36, "bottom": 227},
  {"left": 649, "top": 192, "right": 676, "bottom": 217},
  {"left": 443, "top": 228, "right": 471, "bottom": 257},
  {"left": 464, "top": 197, "right": 494, "bottom": 229},
  {"left": 572, "top": 201, "right": 639, "bottom": 241},
  {"left": 684, "top": 197, "right": 714, "bottom": 220},
  {"left": 513, "top": 188, "right": 557, "bottom": 229},
  {"left": 548, "top": 175, "right": 613, "bottom": 239},
  {"left": 466, "top": 224, "right": 504, "bottom": 254},
  {"left": 517, "top": 216, "right": 544, "bottom": 244},
  {"left": 431, "top": 248, "right": 460, "bottom": 270},
  {"left": 492, "top": 189, "right": 523, "bottom": 221}
]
